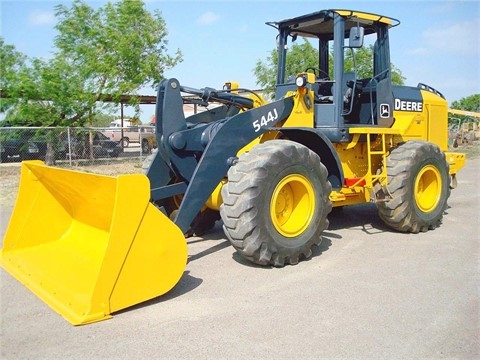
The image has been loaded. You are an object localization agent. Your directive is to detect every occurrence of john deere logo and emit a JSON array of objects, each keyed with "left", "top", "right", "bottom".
[{"left": 380, "top": 104, "right": 390, "bottom": 118}]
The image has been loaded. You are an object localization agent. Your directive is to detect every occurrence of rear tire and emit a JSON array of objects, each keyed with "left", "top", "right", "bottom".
[
  {"left": 376, "top": 141, "right": 450, "bottom": 233},
  {"left": 220, "top": 140, "right": 332, "bottom": 267}
]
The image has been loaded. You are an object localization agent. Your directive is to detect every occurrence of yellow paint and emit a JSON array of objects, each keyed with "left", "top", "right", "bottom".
[
  {"left": 224, "top": 81, "right": 240, "bottom": 94},
  {"left": 270, "top": 174, "right": 315, "bottom": 237},
  {"left": 445, "top": 151, "right": 466, "bottom": 175},
  {"left": 206, "top": 179, "right": 227, "bottom": 211},
  {"left": 414, "top": 164, "right": 442, "bottom": 213},
  {"left": 335, "top": 10, "right": 395, "bottom": 26},
  {"left": 330, "top": 187, "right": 370, "bottom": 206},
  {"left": 0, "top": 161, "right": 187, "bottom": 325},
  {"left": 282, "top": 75, "right": 315, "bottom": 129},
  {"left": 422, "top": 90, "right": 449, "bottom": 150}
]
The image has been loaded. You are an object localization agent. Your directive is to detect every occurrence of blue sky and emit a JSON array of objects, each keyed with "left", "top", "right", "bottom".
[{"left": 1, "top": 0, "right": 479, "bottom": 122}]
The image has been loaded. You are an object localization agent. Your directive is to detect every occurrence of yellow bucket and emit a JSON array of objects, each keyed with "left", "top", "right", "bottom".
[{"left": 0, "top": 161, "right": 187, "bottom": 325}]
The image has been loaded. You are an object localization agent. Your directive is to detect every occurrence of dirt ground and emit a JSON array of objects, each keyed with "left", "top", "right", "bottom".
[
  {"left": 0, "top": 158, "right": 143, "bottom": 207},
  {"left": 1, "top": 144, "right": 478, "bottom": 359}
]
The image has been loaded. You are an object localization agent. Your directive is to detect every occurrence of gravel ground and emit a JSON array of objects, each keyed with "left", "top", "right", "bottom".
[
  {"left": 0, "top": 143, "right": 479, "bottom": 359},
  {"left": 0, "top": 167, "right": 20, "bottom": 207}
]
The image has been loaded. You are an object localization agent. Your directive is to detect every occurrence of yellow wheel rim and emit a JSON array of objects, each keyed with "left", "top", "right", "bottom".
[
  {"left": 270, "top": 174, "right": 315, "bottom": 237},
  {"left": 414, "top": 165, "right": 442, "bottom": 212}
]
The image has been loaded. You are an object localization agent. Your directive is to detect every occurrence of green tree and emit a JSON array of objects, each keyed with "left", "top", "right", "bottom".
[
  {"left": 253, "top": 40, "right": 318, "bottom": 95},
  {"left": 90, "top": 112, "right": 116, "bottom": 127},
  {"left": 254, "top": 39, "right": 405, "bottom": 96},
  {"left": 0, "top": 38, "right": 30, "bottom": 113},
  {"left": 449, "top": 94, "right": 480, "bottom": 127},
  {"left": 344, "top": 45, "right": 405, "bottom": 85},
  {"left": 451, "top": 94, "right": 480, "bottom": 112},
  {"left": 1, "top": 0, "right": 182, "bottom": 126}
]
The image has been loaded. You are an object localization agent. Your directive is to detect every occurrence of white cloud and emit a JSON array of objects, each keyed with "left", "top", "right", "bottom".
[
  {"left": 28, "top": 10, "right": 55, "bottom": 26},
  {"left": 409, "top": 18, "right": 480, "bottom": 56},
  {"left": 197, "top": 11, "right": 220, "bottom": 26}
]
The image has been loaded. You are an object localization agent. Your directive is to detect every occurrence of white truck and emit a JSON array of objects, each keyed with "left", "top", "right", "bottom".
[
  {"left": 102, "top": 125, "right": 156, "bottom": 153},
  {"left": 109, "top": 119, "right": 134, "bottom": 128}
]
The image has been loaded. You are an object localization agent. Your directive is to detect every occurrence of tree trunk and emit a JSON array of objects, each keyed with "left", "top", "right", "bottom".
[
  {"left": 89, "top": 131, "right": 94, "bottom": 160},
  {"left": 45, "top": 142, "right": 56, "bottom": 166}
]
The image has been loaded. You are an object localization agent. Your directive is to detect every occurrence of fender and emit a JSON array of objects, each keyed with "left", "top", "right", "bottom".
[{"left": 277, "top": 127, "right": 344, "bottom": 190}]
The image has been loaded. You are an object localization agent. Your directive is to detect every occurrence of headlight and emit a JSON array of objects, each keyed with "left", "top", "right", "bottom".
[{"left": 295, "top": 75, "right": 307, "bottom": 87}]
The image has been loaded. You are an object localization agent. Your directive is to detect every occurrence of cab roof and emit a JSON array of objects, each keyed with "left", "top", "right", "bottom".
[{"left": 268, "top": 9, "right": 400, "bottom": 39}]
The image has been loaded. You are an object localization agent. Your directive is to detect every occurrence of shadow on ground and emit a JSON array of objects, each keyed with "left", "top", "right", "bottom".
[{"left": 328, "top": 203, "right": 390, "bottom": 234}]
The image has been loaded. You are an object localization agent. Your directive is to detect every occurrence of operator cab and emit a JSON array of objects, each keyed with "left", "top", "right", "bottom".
[{"left": 269, "top": 9, "right": 400, "bottom": 142}]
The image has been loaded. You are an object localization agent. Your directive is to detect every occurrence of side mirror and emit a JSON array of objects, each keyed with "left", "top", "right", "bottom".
[{"left": 348, "top": 26, "right": 364, "bottom": 48}]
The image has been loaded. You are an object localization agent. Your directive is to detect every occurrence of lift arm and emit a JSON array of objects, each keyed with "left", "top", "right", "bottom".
[{"left": 147, "top": 78, "right": 295, "bottom": 233}]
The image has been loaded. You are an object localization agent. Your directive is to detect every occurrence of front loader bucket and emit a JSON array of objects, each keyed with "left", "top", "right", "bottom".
[{"left": 0, "top": 161, "right": 187, "bottom": 325}]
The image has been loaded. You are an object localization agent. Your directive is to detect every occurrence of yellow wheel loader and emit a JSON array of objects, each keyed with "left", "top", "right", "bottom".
[
  {"left": 1, "top": 9, "right": 466, "bottom": 325},
  {"left": 448, "top": 109, "right": 480, "bottom": 146}
]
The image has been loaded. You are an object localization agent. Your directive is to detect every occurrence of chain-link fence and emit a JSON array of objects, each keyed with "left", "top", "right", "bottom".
[{"left": 0, "top": 126, "right": 156, "bottom": 175}]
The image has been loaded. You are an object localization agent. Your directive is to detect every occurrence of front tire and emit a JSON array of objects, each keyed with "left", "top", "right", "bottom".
[
  {"left": 376, "top": 141, "right": 450, "bottom": 233},
  {"left": 142, "top": 150, "right": 219, "bottom": 237},
  {"left": 220, "top": 140, "right": 332, "bottom": 267}
]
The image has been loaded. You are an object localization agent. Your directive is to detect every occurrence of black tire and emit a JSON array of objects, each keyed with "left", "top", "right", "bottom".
[
  {"left": 220, "top": 140, "right": 332, "bottom": 267},
  {"left": 189, "top": 208, "right": 221, "bottom": 237},
  {"left": 142, "top": 149, "right": 219, "bottom": 237},
  {"left": 141, "top": 149, "right": 157, "bottom": 173},
  {"left": 142, "top": 139, "right": 151, "bottom": 154},
  {"left": 121, "top": 137, "right": 129, "bottom": 148},
  {"left": 376, "top": 141, "right": 450, "bottom": 233}
]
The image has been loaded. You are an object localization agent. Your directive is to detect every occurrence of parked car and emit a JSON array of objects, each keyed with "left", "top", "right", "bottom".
[
  {"left": 0, "top": 129, "right": 51, "bottom": 162},
  {"left": 0, "top": 142, "right": 6, "bottom": 162},
  {"left": 64, "top": 130, "right": 123, "bottom": 159}
]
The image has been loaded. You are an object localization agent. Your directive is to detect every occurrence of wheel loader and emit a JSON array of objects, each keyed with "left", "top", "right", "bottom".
[
  {"left": 0, "top": 9, "right": 466, "bottom": 325},
  {"left": 448, "top": 109, "right": 480, "bottom": 146}
]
